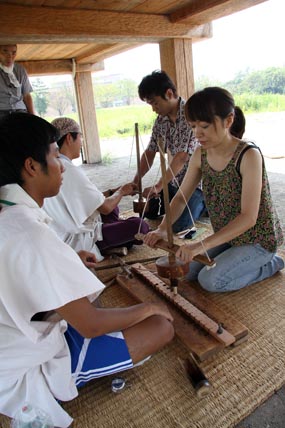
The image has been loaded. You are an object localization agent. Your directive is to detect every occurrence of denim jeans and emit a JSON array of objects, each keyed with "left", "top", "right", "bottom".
[
  {"left": 169, "top": 185, "right": 205, "bottom": 233},
  {"left": 145, "top": 184, "right": 205, "bottom": 233},
  {"left": 186, "top": 243, "right": 284, "bottom": 292}
]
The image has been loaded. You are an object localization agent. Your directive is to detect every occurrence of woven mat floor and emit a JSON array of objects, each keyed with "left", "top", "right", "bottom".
[
  {"left": 1, "top": 226, "right": 284, "bottom": 427},
  {"left": 70, "top": 259, "right": 285, "bottom": 428}
]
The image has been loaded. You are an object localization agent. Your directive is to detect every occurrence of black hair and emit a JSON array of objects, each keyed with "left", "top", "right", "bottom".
[
  {"left": 138, "top": 70, "right": 177, "bottom": 101},
  {"left": 185, "top": 87, "right": 245, "bottom": 138},
  {"left": 57, "top": 132, "right": 79, "bottom": 149},
  {"left": 230, "top": 106, "right": 246, "bottom": 139},
  {"left": 0, "top": 112, "right": 59, "bottom": 187}
]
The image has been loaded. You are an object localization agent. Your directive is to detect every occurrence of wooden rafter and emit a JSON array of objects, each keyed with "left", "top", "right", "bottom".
[
  {"left": 169, "top": 0, "right": 268, "bottom": 24},
  {"left": 17, "top": 60, "right": 105, "bottom": 76},
  {"left": 0, "top": 4, "right": 212, "bottom": 44}
]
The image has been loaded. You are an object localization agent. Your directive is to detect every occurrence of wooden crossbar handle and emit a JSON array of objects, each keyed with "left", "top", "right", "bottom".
[
  {"left": 132, "top": 263, "right": 235, "bottom": 347},
  {"left": 135, "top": 233, "right": 215, "bottom": 267}
]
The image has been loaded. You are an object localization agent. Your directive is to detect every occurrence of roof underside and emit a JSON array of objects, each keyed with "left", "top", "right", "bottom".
[{"left": 0, "top": 0, "right": 267, "bottom": 72}]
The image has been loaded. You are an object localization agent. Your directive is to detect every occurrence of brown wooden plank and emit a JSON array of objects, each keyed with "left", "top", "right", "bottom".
[
  {"left": 74, "top": 71, "right": 101, "bottom": 163},
  {"left": 169, "top": 0, "right": 267, "bottom": 24},
  {"left": 131, "top": 263, "right": 236, "bottom": 346},
  {"left": 147, "top": 263, "right": 249, "bottom": 341},
  {"left": 116, "top": 274, "right": 224, "bottom": 361},
  {"left": 159, "top": 38, "right": 195, "bottom": 101},
  {"left": 179, "top": 280, "right": 249, "bottom": 341},
  {"left": 115, "top": 259, "right": 249, "bottom": 360},
  {"left": 0, "top": 4, "right": 212, "bottom": 43}
]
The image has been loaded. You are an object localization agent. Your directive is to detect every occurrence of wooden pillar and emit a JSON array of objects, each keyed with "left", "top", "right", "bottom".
[
  {"left": 159, "top": 38, "right": 195, "bottom": 101},
  {"left": 73, "top": 66, "right": 101, "bottom": 163}
]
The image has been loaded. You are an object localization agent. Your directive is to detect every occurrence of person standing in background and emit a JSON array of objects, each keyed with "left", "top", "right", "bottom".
[{"left": 0, "top": 44, "right": 35, "bottom": 120}]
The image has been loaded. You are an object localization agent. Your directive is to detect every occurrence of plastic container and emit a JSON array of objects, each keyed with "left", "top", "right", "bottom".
[
  {"left": 11, "top": 403, "right": 54, "bottom": 428},
  {"left": 111, "top": 377, "right": 126, "bottom": 393}
]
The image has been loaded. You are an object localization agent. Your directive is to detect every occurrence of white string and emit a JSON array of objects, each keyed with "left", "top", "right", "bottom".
[
  {"left": 126, "top": 133, "right": 135, "bottom": 182},
  {"left": 126, "top": 129, "right": 152, "bottom": 234},
  {"left": 156, "top": 141, "right": 213, "bottom": 264},
  {"left": 138, "top": 140, "right": 161, "bottom": 233},
  {"left": 136, "top": 130, "right": 162, "bottom": 234},
  {"left": 156, "top": 141, "right": 195, "bottom": 225},
  {"left": 134, "top": 130, "right": 214, "bottom": 267}
]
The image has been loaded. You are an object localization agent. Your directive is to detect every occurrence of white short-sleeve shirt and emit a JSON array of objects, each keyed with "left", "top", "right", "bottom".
[
  {"left": 44, "top": 156, "right": 105, "bottom": 261},
  {"left": 0, "top": 184, "right": 105, "bottom": 427}
]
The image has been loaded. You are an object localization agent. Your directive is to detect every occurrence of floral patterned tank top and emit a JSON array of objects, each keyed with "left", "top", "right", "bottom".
[{"left": 201, "top": 141, "right": 283, "bottom": 252}]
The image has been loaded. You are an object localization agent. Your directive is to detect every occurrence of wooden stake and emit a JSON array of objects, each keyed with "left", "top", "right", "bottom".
[{"left": 133, "top": 122, "right": 147, "bottom": 217}]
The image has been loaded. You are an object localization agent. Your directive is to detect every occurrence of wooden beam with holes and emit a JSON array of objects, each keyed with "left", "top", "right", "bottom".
[{"left": 116, "top": 263, "right": 248, "bottom": 361}]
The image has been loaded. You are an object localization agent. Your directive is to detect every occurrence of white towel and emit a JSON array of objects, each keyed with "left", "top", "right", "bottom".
[{"left": 0, "top": 63, "right": 20, "bottom": 88}]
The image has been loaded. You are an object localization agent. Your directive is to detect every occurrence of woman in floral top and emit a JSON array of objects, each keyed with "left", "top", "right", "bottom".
[{"left": 144, "top": 87, "right": 284, "bottom": 292}]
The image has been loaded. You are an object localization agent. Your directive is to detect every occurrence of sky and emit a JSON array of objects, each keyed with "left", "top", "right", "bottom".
[{"left": 94, "top": 0, "right": 284, "bottom": 83}]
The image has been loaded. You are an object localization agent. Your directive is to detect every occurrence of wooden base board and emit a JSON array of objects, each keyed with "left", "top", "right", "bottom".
[{"left": 116, "top": 263, "right": 248, "bottom": 361}]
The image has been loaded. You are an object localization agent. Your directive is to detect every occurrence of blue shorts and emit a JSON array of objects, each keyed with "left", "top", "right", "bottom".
[{"left": 65, "top": 324, "right": 133, "bottom": 388}]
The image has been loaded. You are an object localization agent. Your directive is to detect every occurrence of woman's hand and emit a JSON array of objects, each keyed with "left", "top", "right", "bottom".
[
  {"left": 175, "top": 241, "right": 203, "bottom": 263},
  {"left": 77, "top": 250, "right": 97, "bottom": 268},
  {"left": 143, "top": 228, "right": 167, "bottom": 248}
]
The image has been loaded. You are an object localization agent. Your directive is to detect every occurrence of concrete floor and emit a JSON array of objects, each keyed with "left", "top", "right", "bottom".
[
  {"left": 234, "top": 169, "right": 285, "bottom": 428},
  {"left": 235, "top": 385, "right": 285, "bottom": 428},
  {"left": 81, "top": 147, "right": 285, "bottom": 428}
]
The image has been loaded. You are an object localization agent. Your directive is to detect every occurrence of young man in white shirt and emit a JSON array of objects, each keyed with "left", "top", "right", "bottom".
[
  {"left": 0, "top": 113, "right": 174, "bottom": 428},
  {"left": 44, "top": 117, "right": 149, "bottom": 261}
]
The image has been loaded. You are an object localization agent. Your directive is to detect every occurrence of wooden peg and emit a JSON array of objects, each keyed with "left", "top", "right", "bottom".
[{"left": 179, "top": 353, "right": 212, "bottom": 398}]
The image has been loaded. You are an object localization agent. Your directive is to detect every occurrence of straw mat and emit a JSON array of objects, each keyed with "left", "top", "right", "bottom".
[
  {"left": 68, "top": 253, "right": 285, "bottom": 428},
  {"left": 1, "top": 249, "right": 284, "bottom": 427}
]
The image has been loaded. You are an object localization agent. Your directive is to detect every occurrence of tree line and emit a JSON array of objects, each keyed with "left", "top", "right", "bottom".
[
  {"left": 32, "top": 66, "right": 285, "bottom": 118},
  {"left": 195, "top": 66, "right": 285, "bottom": 95}
]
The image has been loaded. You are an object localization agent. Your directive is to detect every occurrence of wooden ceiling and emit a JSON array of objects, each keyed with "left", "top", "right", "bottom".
[{"left": 0, "top": 0, "right": 267, "bottom": 74}]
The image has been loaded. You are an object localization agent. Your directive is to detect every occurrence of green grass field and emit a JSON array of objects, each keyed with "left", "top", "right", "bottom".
[
  {"left": 45, "top": 94, "right": 285, "bottom": 139},
  {"left": 96, "top": 105, "right": 156, "bottom": 138}
]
